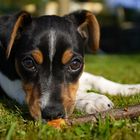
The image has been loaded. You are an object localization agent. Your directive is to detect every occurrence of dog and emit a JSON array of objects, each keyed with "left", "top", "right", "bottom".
[{"left": 0, "top": 10, "right": 140, "bottom": 121}]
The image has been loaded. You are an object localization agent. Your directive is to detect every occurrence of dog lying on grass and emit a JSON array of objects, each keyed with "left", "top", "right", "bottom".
[{"left": 0, "top": 10, "right": 140, "bottom": 121}]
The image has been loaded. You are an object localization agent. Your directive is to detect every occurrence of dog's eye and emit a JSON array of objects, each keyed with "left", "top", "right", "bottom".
[
  {"left": 69, "top": 58, "right": 82, "bottom": 72},
  {"left": 22, "top": 57, "right": 36, "bottom": 71}
]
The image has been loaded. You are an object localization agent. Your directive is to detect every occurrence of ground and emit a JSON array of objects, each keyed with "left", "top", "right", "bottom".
[{"left": 0, "top": 54, "right": 140, "bottom": 140}]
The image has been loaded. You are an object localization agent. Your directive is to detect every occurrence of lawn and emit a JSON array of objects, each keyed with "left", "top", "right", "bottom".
[{"left": 0, "top": 54, "right": 140, "bottom": 140}]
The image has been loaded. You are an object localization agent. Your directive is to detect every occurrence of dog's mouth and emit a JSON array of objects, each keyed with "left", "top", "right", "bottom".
[
  {"left": 41, "top": 111, "right": 70, "bottom": 128},
  {"left": 40, "top": 103, "right": 76, "bottom": 122}
]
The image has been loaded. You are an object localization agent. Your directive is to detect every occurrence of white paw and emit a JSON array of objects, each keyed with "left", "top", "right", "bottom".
[{"left": 75, "top": 93, "right": 114, "bottom": 114}]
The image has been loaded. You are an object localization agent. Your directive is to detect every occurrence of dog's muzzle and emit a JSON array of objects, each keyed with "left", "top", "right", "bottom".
[{"left": 41, "top": 104, "right": 65, "bottom": 121}]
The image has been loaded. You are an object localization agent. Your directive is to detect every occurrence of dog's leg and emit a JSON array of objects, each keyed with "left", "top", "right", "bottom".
[
  {"left": 76, "top": 91, "right": 114, "bottom": 114},
  {"left": 79, "top": 72, "right": 140, "bottom": 96}
]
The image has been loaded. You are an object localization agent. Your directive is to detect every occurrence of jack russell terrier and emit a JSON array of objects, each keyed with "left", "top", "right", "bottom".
[{"left": 0, "top": 10, "right": 140, "bottom": 121}]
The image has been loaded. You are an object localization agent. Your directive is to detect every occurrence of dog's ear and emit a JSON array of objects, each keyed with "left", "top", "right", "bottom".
[
  {"left": 0, "top": 11, "right": 32, "bottom": 58},
  {"left": 65, "top": 10, "right": 100, "bottom": 53}
]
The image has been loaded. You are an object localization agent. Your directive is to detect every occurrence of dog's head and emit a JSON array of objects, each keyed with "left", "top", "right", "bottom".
[{"left": 0, "top": 10, "right": 100, "bottom": 121}]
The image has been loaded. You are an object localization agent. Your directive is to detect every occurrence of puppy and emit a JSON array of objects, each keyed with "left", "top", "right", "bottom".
[{"left": 0, "top": 10, "right": 140, "bottom": 121}]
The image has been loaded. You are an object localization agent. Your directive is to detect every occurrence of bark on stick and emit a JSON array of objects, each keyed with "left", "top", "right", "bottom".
[{"left": 66, "top": 104, "right": 140, "bottom": 125}]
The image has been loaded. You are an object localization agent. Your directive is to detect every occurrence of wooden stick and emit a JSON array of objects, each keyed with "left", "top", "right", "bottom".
[{"left": 66, "top": 104, "right": 140, "bottom": 125}]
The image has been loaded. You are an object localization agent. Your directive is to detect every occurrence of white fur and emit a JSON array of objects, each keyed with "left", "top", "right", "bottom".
[
  {"left": 49, "top": 30, "right": 56, "bottom": 64},
  {"left": 40, "top": 91, "right": 51, "bottom": 109},
  {"left": 79, "top": 72, "right": 140, "bottom": 96},
  {"left": 76, "top": 92, "right": 114, "bottom": 114},
  {"left": 0, "top": 72, "right": 25, "bottom": 104}
]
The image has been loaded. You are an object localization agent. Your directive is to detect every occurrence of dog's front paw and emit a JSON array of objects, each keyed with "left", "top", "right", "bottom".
[{"left": 76, "top": 93, "right": 114, "bottom": 114}]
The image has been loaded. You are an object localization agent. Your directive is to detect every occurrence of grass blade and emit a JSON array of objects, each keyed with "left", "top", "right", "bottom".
[{"left": 6, "top": 122, "right": 16, "bottom": 140}]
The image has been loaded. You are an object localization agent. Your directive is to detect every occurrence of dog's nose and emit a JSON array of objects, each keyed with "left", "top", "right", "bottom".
[{"left": 41, "top": 106, "right": 65, "bottom": 120}]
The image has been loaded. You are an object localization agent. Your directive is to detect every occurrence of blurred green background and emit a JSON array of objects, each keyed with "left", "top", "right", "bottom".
[{"left": 0, "top": 0, "right": 140, "bottom": 53}]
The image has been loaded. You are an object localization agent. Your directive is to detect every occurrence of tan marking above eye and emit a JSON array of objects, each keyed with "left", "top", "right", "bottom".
[
  {"left": 32, "top": 50, "right": 43, "bottom": 64},
  {"left": 62, "top": 49, "right": 73, "bottom": 64}
]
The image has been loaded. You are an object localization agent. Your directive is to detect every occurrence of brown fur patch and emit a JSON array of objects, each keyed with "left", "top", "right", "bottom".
[
  {"left": 32, "top": 50, "right": 43, "bottom": 64},
  {"left": 23, "top": 83, "right": 41, "bottom": 120},
  {"left": 6, "top": 12, "right": 29, "bottom": 58},
  {"left": 78, "top": 11, "right": 100, "bottom": 53},
  {"left": 61, "top": 82, "right": 79, "bottom": 116},
  {"left": 86, "top": 12, "right": 100, "bottom": 52},
  {"left": 61, "top": 49, "right": 73, "bottom": 64}
]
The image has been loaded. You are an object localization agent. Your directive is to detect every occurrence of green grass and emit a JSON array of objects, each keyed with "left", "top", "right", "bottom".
[{"left": 0, "top": 54, "right": 140, "bottom": 140}]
